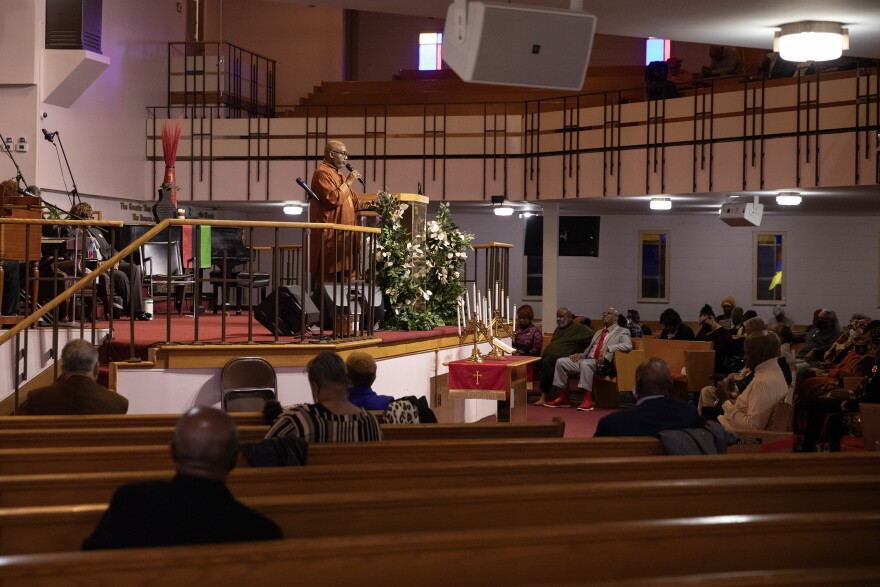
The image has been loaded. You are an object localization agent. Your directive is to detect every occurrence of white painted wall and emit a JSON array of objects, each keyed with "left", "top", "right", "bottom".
[
  {"left": 116, "top": 340, "right": 498, "bottom": 422},
  {"left": 451, "top": 210, "right": 880, "bottom": 326}
]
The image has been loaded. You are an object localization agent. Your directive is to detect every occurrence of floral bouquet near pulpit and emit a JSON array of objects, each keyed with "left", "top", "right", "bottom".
[{"left": 371, "top": 191, "right": 472, "bottom": 330}]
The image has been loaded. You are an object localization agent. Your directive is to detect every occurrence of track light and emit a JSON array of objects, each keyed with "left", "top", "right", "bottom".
[
  {"left": 491, "top": 194, "right": 514, "bottom": 216},
  {"left": 774, "top": 21, "right": 848, "bottom": 62},
  {"left": 776, "top": 192, "right": 802, "bottom": 206},
  {"left": 650, "top": 197, "right": 672, "bottom": 211}
]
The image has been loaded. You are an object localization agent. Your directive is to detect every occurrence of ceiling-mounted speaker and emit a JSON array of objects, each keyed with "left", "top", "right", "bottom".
[{"left": 442, "top": 1, "right": 596, "bottom": 90}]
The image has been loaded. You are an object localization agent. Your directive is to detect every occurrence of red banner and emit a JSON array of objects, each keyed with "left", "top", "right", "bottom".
[{"left": 448, "top": 357, "right": 523, "bottom": 399}]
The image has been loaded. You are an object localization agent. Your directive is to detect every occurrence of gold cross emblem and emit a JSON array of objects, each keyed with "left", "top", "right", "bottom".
[{"left": 473, "top": 370, "right": 482, "bottom": 385}]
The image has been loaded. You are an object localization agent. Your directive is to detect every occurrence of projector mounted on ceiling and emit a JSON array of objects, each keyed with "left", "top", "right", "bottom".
[
  {"left": 720, "top": 196, "right": 764, "bottom": 227},
  {"left": 442, "top": 0, "right": 597, "bottom": 90}
]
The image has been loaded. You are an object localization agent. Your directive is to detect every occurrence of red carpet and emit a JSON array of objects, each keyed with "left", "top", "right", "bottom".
[
  {"left": 97, "top": 312, "right": 458, "bottom": 362},
  {"left": 479, "top": 404, "right": 615, "bottom": 438}
]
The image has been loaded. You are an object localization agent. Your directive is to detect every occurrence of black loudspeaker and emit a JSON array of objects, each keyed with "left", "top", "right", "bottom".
[
  {"left": 254, "top": 286, "right": 319, "bottom": 335},
  {"left": 315, "top": 284, "right": 384, "bottom": 330}
]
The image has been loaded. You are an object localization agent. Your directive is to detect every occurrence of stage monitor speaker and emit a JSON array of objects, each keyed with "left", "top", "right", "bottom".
[
  {"left": 442, "top": 1, "right": 596, "bottom": 90},
  {"left": 254, "top": 286, "right": 319, "bottom": 335},
  {"left": 315, "top": 283, "right": 385, "bottom": 330}
]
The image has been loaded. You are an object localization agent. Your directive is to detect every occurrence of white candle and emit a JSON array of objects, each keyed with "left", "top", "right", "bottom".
[
  {"left": 456, "top": 301, "right": 462, "bottom": 336},
  {"left": 475, "top": 293, "right": 481, "bottom": 323},
  {"left": 489, "top": 296, "right": 493, "bottom": 331},
  {"left": 472, "top": 283, "right": 477, "bottom": 316},
  {"left": 513, "top": 305, "right": 517, "bottom": 324},
  {"left": 506, "top": 295, "right": 510, "bottom": 321},
  {"left": 465, "top": 290, "right": 471, "bottom": 318},
  {"left": 484, "top": 296, "right": 489, "bottom": 325}
]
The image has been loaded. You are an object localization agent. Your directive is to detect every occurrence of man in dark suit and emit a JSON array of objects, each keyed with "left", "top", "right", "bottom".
[
  {"left": 83, "top": 406, "right": 283, "bottom": 550},
  {"left": 594, "top": 357, "right": 702, "bottom": 437},
  {"left": 22, "top": 339, "right": 128, "bottom": 415}
]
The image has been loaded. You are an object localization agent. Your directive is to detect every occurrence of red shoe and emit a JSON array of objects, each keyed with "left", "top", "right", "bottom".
[
  {"left": 544, "top": 395, "right": 570, "bottom": 408},
  {"left": 576, "top": 398, "right": 594, "bottom": 411}
]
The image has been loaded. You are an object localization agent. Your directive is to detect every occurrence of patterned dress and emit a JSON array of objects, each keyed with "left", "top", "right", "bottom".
[{"left": 265, "top": 403, "right": 383, "bottom": 442}]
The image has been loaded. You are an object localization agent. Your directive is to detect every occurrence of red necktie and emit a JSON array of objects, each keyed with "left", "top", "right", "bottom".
[{"left": 593, "top": 328, "right": 608, "bottom": 361}]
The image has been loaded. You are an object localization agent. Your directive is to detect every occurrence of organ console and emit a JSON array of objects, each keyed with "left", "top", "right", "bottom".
[{"left": 0, "top": 186, "right": 42, "bottom": 322}]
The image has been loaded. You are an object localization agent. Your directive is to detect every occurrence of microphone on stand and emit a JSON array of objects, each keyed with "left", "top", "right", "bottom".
[
  {"left": 42, "top": 129, "right": 57, "bottom": 143},
  {"left": 295, "top": 177, "right": 319, "bottom": 201},
  {"left": 344, "top": 163, "right": 366, "bottom": 188}
]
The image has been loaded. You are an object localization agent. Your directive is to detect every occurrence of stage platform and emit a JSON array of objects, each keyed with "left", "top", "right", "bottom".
[{"left": 96, "top": 314, "right": 496, "bottom": 422}]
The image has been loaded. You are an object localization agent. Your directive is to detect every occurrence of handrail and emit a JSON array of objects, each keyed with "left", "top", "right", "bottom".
[
  {"left": 0, "top": 218, "right": 380, "bottom": 348},
  {"left": 0, "top": 219, "right": 165, "bottom": 347}
]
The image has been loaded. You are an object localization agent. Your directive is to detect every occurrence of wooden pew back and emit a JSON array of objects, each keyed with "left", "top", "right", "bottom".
[
  {"left": 0, "top": 475, "right": 877, "bottom": 555},
  {"left": 1, "top": 452, "right": 877, "bottom": 508},
  {"left": 2, "top": 512, "right": 877, "bottom": 586},
  {"left": 0, "top": 420, "right": 566, "bottom": 450},
  {"left": 0, "top": 437, "right": 667, "bottom": 475},
  {"left": 641, "top": 338, "right": 713, "bottom": 375}
]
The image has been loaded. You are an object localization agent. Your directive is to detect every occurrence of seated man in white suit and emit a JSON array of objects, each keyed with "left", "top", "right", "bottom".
[{"left": 545, "top": 306, "right": 633, "bottom": 411}]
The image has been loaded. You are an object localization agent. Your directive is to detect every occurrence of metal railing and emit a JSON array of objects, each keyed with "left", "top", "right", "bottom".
[
  {"left": 0, "top": 218, "right": 380, "bottom": 412},
  {"left": 168, "top": 42, "right": 276, "bottom": 118}
]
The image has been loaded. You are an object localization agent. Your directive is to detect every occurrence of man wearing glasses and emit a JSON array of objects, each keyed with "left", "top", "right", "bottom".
[{"left": 309, "top": 140, "right": 364, "bottom": 284}]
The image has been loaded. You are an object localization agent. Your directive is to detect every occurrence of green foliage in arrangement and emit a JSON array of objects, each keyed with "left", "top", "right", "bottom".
[{"left": 370, "top": 192, "right": 472, "bottom": 331}]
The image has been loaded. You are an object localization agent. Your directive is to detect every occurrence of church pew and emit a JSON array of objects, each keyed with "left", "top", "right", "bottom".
[
  {"left": 0, "top": 419, "right": 566, "bottom": 449},
  {"left": 0, "top": 437, "right": 666, "bottom": 475},
  {"left": 0, "top": 413, "right": 268, "bottom": 429},
  {"left": 600, "top": 567, "right": 880, "bottom": 587},
  {"left": 0, "top": 452, "right": 877, "bottom": 508},
  {"left": 0, "top": 511, "right": 876, "bottom": 586},
  {"left": 0, "top": 475, "right": 876, "bottom": 555}
]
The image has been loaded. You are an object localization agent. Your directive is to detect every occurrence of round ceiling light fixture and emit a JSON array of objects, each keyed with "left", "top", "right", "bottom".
[{"left": 774, "top": 21, "right": 848, "bottom": 62}]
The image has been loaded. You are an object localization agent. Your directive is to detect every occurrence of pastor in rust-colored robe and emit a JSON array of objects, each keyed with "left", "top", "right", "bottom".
[{"left": 309, "top": 162, "right": 360, "bottom": 279}]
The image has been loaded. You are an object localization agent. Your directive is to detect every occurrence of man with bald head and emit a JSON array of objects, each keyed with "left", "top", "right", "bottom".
[
  {"left": 715, "top": 330, "right": 789, "bottom": 432},
  {"left": 547, "top": 306, "right": 632, "bottom": 410},
  {"left": 83, "top": 407, "right": 282, "bottom": 550},
  {"left": 594, "top": 358, "right": 702, "bottom": 437},
  {"left": 533, "top": 307, "right": 593, "bottom": 406},
  {"left": 309, "top": 140, "right": 365, "bottom": 284}
]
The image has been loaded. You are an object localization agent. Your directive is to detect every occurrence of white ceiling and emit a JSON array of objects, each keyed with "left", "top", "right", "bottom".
[{"left": 273, "top": 0, "right": 880, "bottom": 58}]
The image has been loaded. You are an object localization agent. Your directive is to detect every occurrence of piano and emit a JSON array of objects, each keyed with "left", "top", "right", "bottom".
[{"left": 210, "top": 227, "right": 251, "bottom": 270}]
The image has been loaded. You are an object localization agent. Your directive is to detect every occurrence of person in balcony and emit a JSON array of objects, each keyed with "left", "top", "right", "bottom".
[{"left": 701, "top": 45, "right": 743, "bottom": 77}]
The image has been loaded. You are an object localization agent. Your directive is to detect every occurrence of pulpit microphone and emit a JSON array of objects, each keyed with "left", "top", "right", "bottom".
[
  {"left": 295, "top": 177, "right": 319, "bottom": 201},
  {"left": 344, "top": 163, "right": 366, "bottom": 188},
  {"left": 42, "top": 129, "right": 57, "bottom": 143}
]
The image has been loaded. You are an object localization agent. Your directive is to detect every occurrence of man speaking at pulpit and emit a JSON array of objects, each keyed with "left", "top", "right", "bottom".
[{"left": 309, "top": 140, "right": 364, "bottom": 285}]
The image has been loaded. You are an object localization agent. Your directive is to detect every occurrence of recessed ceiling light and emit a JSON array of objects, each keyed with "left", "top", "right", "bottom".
[
  {"left": 650, "top": 197, "right": 672, "bottom": 211},
  {"left": 774, "top": 21, "right": 848, "bottom": 62},
  {"left": 776, "top": 192, "right": 802, "bottom": 206},
  {"left": 494, "top": 205, "right": 514, "bottom": 216},
  {"left": 283, "top": 204, "right": 304, "bottom": 215}
]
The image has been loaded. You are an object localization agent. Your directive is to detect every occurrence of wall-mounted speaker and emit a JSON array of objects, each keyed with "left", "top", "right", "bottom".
[{"left": 442, "top": 1, "right": 596, "bottom": 90}]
